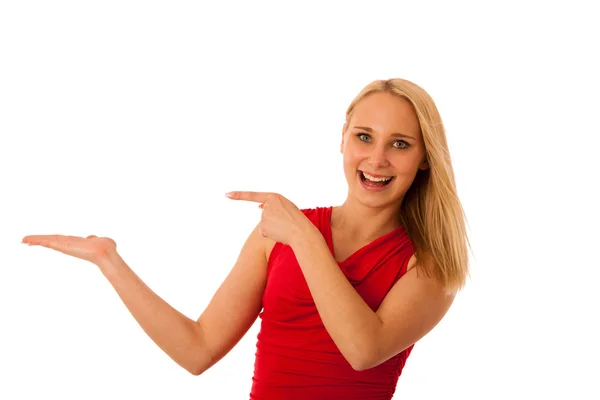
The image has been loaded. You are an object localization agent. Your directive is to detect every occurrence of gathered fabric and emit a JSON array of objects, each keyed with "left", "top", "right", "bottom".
[{"left": 249, "top": 206, "right": 416, "bottom": 400}]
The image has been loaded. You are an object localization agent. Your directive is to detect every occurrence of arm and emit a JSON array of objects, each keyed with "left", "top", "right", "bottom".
[
  {"left": 97, "top": 224, "right": 270, "bottom": 375},
  {"left": 290, "top": 226, "right": 455, "bottom": 371}
]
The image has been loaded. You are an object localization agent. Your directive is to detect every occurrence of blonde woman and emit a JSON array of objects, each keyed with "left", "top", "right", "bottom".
[{"left": 23, "top": 78, "right": 470, "bottom": 399}]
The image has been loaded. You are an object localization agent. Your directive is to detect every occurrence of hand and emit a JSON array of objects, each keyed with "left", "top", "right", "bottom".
[
  {"left": 21, "top": 234, "right": 118, "bottom": 266},
  {"left": 226, "top": 191, "right": 315, "bottom": 246}
]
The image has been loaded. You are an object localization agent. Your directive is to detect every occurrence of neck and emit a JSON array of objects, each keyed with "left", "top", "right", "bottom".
[{"left": 332, "top": 199, "right": 403, "bottom": 243}]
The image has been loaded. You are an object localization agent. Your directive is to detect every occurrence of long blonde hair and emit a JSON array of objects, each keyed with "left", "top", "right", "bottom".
[{"left": 346, "top": 78, "right": 471, "bottom": 293}]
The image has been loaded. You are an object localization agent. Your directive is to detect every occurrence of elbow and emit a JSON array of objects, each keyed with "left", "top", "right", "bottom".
[
  {"left": 349, "top": 344, "right": 411, "bottom": 371},
  {"left": 347, "top": 340, "right": 385, "bottom": 371},
  {"left": 189, "top": 366, "right": 205, "bottom": 376},
  {"left": 187, "top": 329, "right": 215, "bottom": 376},
  {"left": 186, "top": 350, "right": 214, "bottom": 376},
  {"left": 350, "top": 361, "right": 367, "bottom": 372},
  {"left": 347, "top": 348, "right": 378, "bottom": 372},
  {"left": 187, "top": 357, "right": 213, "bottom": 376},
  {"left": 349, "top": 358, "right": 375, "bottom": 372},
  {"left": 187, "top": 358, "right": 210, "bottom": 376},
  {"left": 344, "top": 324, "right": 385, "bottom": 371}
]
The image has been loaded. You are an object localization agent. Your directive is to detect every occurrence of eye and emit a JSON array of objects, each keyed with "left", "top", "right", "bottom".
[
  {"left": 356, "top": 133, "right": 410, "bottom": 149},
  {"left": 356, "top": 133, "right": 371, "bottom": 142},
  {"left": 393, "top": 140, "right": 410, "bottom": 149}
]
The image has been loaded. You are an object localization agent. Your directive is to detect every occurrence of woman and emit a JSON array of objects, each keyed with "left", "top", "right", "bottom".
[{"left": 22, "top": 78, "right": 470, "bottom": 399}]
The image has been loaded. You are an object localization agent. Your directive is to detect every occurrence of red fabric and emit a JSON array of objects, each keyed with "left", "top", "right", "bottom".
[{"left": 249, "top": 206, "right": 417, "bottom": 400}]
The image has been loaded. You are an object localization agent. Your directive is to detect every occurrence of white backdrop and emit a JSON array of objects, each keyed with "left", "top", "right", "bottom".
[{"left": 1, "top": 1, "right": 599, "bottom": 399}]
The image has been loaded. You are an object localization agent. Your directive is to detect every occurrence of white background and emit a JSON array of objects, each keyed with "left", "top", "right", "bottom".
[{"left": 1, "top": 1, "right": 599, "bottom": 399}]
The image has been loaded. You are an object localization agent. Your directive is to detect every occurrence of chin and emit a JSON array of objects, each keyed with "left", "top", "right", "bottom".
[
  {"left": 349, "top": 186, "right": 404, "bottom": 209},
  {"left": 359, "top": 195, "right": 403, "bottom": 209}
]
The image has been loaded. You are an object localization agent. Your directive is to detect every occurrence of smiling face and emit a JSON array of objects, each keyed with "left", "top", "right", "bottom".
[{"left": 341, "top": 91, "right": 429, "bottom": 210}]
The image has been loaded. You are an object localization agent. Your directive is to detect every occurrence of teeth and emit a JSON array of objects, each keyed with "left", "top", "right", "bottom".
[{"left": 362, "top": 172, "right": 392, "bottom": 182}]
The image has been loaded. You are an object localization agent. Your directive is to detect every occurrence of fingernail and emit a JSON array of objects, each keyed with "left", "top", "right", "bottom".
[{"left": 225, "top": 192, "right": 233, "bottom": 198}]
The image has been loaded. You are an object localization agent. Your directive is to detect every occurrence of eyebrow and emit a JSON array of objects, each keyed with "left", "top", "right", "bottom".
[{"left": 352, "top": 126, "right": 416, "bottom": 140}]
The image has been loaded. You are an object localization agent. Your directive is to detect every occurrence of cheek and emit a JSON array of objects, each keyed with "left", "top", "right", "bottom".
[
  {"left": 342, "top": 154, "right": 354, "bottom": 173},
  {"left": 342, "top": 150, "right": 363, "bottom": 172},
  {"left": 391, "top": 151, "right": 425, "bottom": 172},
  {"left": 343, "top": 142, "right": 367, "bottom": 162}
]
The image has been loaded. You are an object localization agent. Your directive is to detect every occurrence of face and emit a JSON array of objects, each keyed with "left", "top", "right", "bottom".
[{"left": 340, "top": 91, "right": 429, "bottom": 210}]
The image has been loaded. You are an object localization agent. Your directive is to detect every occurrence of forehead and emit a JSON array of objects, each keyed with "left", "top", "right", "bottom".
[{"left": 350, "top": 92, "right": 421, "bottom": 137}]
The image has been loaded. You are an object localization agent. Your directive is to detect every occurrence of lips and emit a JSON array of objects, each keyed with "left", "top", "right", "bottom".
[
  {"left": 358, "top": 170, "right": 395, "bottom": 188},
  {"left": 360, "top": 170, "right": 394, "bottom": 179}
]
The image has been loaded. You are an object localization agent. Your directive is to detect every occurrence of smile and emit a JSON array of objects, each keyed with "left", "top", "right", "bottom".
[{"left": 358, "top": 170, "right": 395, "bottom": 189}]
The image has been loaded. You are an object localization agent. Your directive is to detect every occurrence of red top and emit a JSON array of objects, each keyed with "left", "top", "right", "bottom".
[{"left": 249, "top": 206, "right": 417, "bottom": 400}]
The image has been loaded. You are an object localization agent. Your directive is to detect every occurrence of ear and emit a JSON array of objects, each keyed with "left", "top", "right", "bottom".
[{"left": 419, "top": 157, "right": 430, "bottom": 171}]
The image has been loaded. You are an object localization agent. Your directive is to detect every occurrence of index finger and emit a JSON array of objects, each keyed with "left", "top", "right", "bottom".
[
  {"left": 22, "top": 234, "right": 69, "bottom": 243},
  {"left": 226, "top": 191, "right": 274, "bottom": 203}
]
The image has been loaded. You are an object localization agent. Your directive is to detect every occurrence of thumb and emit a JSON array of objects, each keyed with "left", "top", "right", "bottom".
[{"left": 87, "top": 235, "right": 117, "bottom": 249}]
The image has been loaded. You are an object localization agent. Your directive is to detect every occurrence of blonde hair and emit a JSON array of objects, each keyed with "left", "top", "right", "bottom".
[{"left": 346, "top": 78, "right": 471, "bottom": 293}]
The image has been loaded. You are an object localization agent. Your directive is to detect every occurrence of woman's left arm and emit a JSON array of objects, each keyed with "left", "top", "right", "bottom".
[
  {"left": 291, "top": 227, "right": 456, "bottom": 371},
  {"left": 226, "top": 190, "right": 456, "bottom": 371}
]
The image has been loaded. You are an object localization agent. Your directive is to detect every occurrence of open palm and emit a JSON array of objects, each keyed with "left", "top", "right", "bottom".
[{"left": 22, "top": 234, "right": 117, "bottom": 266}]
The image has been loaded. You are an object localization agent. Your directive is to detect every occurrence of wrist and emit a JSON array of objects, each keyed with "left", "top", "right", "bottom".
[
  {"left": 96, "top": 248, "right": 125, "bottom": 277},
  {"left": 290, "top": 222, "right": 324, "bottom": 250}
]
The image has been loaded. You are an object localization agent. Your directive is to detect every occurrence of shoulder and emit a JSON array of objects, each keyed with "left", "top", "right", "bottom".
[
  {"left": 297, "top": 206, "right": 331, "bottom": 229},
  {"left": 298, "top": 206, "right": 328, "bottom": 217},
  {"left": 405, "top": 252, "right": 457, "bottom": 296},
  {"left": 299, "top": 207, "right": 316, "bottom": 216}
]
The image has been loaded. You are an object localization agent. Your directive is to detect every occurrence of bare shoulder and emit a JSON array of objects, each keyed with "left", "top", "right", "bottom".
[{"left": 405, "top": 253, "right": 450, "bottom": 294}]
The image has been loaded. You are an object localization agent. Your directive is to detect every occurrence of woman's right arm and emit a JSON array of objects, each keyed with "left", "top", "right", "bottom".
[{"left": 97, "top": 224, "right": 271, "bottom": 375}]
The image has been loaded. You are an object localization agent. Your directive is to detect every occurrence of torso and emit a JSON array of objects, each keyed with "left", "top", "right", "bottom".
[{"left": 252, "top": 206, "right": 418, "bottom": 399}]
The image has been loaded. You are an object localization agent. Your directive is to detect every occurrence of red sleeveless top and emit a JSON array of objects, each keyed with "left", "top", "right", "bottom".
[{"left": 249, "top": 206, "right": 416, "bottom": 400}]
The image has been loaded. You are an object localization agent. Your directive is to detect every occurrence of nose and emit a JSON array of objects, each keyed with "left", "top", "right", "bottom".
[{"left": 367, "top": 145, "right": 390, "bottom": 168}]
